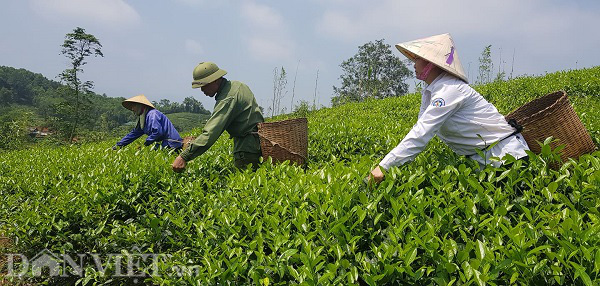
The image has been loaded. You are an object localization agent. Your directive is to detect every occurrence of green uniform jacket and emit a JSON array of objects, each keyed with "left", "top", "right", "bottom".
[{"left": 180, "top": 79, "right": 264, "bottom": 162}]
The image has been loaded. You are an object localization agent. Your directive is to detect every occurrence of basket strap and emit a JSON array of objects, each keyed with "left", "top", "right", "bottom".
[
  {"left": 253, "top": 132, "right": 307, "bottom": 160},
  {"left": 465, "top": 122, "right": 523, "bottom": 158}
]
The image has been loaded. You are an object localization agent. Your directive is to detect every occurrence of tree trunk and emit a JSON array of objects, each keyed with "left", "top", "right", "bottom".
[{"left": 69, "top": 73, "right": 79, "bottom": 142}]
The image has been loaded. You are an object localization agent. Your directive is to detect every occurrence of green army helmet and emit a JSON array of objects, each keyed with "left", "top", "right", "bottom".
[{"left": 191, "top": 62, "right": 227, "bottom": 89}]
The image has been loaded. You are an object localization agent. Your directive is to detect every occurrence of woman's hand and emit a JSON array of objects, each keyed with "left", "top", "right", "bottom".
[{"left": 369, "top": 165, "right": 385, "bottom": 185}]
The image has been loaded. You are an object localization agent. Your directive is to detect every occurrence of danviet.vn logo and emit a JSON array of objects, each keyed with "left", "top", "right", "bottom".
[{"left": 3, "top": 247, "right": 200, "bottom": 282}]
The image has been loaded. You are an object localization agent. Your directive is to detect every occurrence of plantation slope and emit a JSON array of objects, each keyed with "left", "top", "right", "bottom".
[{"left": 1, "top": 67, "right": 600, "bottom": 285}]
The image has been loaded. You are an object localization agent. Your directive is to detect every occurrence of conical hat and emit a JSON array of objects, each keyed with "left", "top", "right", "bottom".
[
  {"left": 122, "top": 94, "right": 155, "bottom": 111},
  {"left": 396, "top": 33, "right": 468, "bottom": 83}
]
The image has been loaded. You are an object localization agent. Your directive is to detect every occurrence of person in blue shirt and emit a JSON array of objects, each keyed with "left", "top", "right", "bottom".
[{"left": 114, "top": 94, "right": 183, "bottom": 150}]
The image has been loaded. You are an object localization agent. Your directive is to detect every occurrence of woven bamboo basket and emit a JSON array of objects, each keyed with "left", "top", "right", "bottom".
[
  {"left": 257, "top": 118, "right": 308, "bottom": 165},
  {"left": 505, "top": 91, "right": 596, "bottom": 162},
  {"left": 182, "top": 136, "right": 195, "bottom": 150}
]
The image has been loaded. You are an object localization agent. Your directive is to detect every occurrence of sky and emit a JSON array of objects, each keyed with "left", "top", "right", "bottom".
[{"left": 1, "top": 0, "right": 599, "bottom": 114}]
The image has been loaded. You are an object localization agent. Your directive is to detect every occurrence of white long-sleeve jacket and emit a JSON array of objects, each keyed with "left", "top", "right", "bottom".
[{"left": 379, "top": 72, "right": 529, "bottom": 170}]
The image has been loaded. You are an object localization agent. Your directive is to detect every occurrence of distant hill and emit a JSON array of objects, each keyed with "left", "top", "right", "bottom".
[
  {"left": 0, "top": 65, "right": 212, "bottom": 147},
  {"left": 0, "top": 66, "right": 62, "bottom": 106},
  {"left": 166, "top": 112, "right": 211, "bottom": 134},
  {"left": 0, "top": 65, "right": 132, "bottom": 131}
]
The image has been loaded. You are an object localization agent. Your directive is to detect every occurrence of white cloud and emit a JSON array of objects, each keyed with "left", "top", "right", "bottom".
[
  {"left": 316, "top": 0, "right": 599, "bottom": 42},
  {"left": 317, "top": 11, "right": 357, "bottom": 41},
  {"left": 172, "top": 0, "right": 232, "bottom": 8},
  {"left": 247, "top": 37, "right": 292, "bottom": 62},
  {"left": 239, "top": 1, "right": 295, "bottom": 62},
  {"left": 240, "top": 1, "right": 284, "bottom": 29},
  {"left": 30, "top": 0, "right": 141, "bottom": 29},
  {"left": 173, "top": 0, "right": 204, "bottom": 6},
  {"left": 185, "top": 39, "right": 204, "bottom": 55}
]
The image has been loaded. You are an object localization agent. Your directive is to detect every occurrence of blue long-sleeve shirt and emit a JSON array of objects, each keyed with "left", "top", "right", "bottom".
[{"left": 116, "top": 109, "right": 183, "bottom": 149}]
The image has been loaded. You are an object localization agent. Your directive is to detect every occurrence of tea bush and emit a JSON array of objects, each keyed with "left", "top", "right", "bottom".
[{"left": 1, "top": 67, "right": 600, "bottom": 285}]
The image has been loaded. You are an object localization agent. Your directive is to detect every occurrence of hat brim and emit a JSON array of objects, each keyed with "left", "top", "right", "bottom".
[
  {"left": 192, "top": 69, "right": 227, "bottom": 89},
  {"left": 396, "top": 45, "right": 419, "bottom": 63},
  {"left": 122, "top": 101, "right": 155, "bottom": 111},
  {"left": 396, "top": 43, "right": 469, "bottom": 83},
  {"left": 122, "top": 95, "right": 155, "bottom": 111}
]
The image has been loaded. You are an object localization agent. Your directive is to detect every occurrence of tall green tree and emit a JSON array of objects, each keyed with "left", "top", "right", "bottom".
[
  {"left": 58, "top": 27, "right": 103, "bottom": 141},
  {"left": 332, "top": 39, "right": 411, "bottom": 106}
]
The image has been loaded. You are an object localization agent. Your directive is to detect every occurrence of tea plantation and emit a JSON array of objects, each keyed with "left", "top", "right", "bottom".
[{"left": 1, "top": 67, "right": 600, "bottom": 285}]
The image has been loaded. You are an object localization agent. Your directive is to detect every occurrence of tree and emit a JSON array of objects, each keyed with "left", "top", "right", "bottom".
[
  {"left": 290, "top": 60, "right": 300, "bottom": 112},
  {"left": 271, "top": 66, "right": 287, "bottom": 117},
  {"left": 182, "top": 96, "right": 209, "bottom": 114},
  {"left": 153, "top": 99, "right": 175, "bottom": 113},
  {"left": 332, "top": 39, "right": 411, "bottom": 106},
  {"left": 494, "top": 47, "right": 507, "bottom": 82},
  {"left": 151, "top": 97, "right": 209, "bottom": 114},
  {"left": 0, "top": 87, "right": 16, "bottom": 104},
  {"left": 0, "top": 108, "right": 34, "bottom": 150},
  {"left": 58, "top": 27, "right": 103, "bottom": 141},
  {"left": 477, "top": 45, "right": 493, "bottom": 84}
]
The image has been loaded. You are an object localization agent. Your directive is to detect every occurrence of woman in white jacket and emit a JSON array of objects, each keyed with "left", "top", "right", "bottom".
[{"left": 370, "top": 33, "right": 529, "bottom": 184}]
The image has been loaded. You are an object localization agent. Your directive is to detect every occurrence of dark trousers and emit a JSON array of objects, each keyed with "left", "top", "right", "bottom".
[{"left": 234, "top": 152, "right": 262, "bottom": 170}]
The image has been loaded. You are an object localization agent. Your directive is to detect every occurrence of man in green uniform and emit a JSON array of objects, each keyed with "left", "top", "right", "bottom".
[{"left": 171, "top": 62, "right": 264, "bottom": 172}]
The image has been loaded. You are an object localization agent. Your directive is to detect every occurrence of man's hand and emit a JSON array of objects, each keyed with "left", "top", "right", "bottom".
[
  {"left": 369, "top": 165, "right": 385, "bottom": 185},
  {"left": 172, "top": 156, "right": 187, "bottom": 173}
]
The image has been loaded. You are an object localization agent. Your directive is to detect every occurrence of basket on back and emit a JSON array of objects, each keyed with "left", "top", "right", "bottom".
[
  {"left": 505, "top": 91, "right": 596, "bottom": 163},
  {"left": 182, "top": 136, "right": 195, "bottom": 150},
  {"left": 258, "top": 118, "right": 308, "bottom": 165}
]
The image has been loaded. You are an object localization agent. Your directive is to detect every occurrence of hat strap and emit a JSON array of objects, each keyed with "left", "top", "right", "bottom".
[{"left": 417, "top": 62, "right": 434, "bottom": 81}]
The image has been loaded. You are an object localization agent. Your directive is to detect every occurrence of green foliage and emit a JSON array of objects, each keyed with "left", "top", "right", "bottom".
[
  {"left": 0, "top": 107, "right": 35, "bottom": 151},
  {"left": 1, "top": 67, "right": 600, "bottom": 285},
  {"left": 332, "top": 39, "right": 412, "bottom": 106},
  {"left": 293, "top": 100, "right": 312, "bottom": 118},
  {"left": 0, "top": 66, "right": 62, "bottom": 106},
  {"left": 478, "top": 45, "right": 493, "bottom": 84},
  {"left": 167, "top": 112, "right": 210, "bottom": 133},
  {"left": 271, "top": 66, "right": 288, "bottom": 117},
  {"left": 61, "top": 27, "right": 103, "bottom": 70},
  {"left": 152, "top": 97, "right": 210, "bottom": 115}
]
